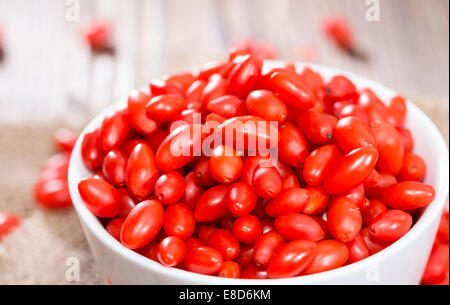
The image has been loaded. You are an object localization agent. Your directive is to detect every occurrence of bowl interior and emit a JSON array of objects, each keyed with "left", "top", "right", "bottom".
[{"left": 68, "top": 61, "right": 449, "bottom": 284}]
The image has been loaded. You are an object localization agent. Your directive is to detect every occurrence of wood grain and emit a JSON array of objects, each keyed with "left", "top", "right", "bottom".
[{"left": 0, "top": 0, "right": 448, "bottom": 123}]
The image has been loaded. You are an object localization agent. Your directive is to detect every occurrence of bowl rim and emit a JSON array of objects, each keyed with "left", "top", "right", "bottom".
[{"left": 68, "top": 61, "right": 449, "bottom": 284}]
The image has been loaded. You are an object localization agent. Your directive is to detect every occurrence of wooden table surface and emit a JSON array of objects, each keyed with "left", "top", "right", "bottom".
[{"left": 0, "top": 0, "right": 448, "bottom": 124}]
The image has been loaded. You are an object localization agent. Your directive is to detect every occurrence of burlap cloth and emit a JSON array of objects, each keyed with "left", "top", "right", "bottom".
[{"left": 0, "top": 97, "right": 448, "bottom": 285}]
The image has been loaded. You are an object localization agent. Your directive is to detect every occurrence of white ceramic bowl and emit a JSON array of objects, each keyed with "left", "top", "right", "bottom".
[{"left": 68, "top": 61, "right": 449, "bottom": 285}]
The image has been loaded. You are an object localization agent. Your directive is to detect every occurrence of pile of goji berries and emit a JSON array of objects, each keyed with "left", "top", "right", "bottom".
[
  {"left": 33, "top": 129, "right": 78, "bottom": 209},
  {"left": 76, "top": 46, "right": 440, "bottom": 280}
]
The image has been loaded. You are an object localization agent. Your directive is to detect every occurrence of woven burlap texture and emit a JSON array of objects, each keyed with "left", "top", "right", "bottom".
[{"left": 0, "top": 97, "right": 448, "bottom": 284}]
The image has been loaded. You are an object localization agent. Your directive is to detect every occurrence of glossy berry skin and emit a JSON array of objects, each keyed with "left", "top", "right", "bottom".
[
  {"left": 324, "top": 75, "right": 358, "bottom": 104},
  {"left": 164, "top": 203, "right": 196, "bottom": 240},
  {"left": 193, "top": 159, "right": 216, "bottom": 187},
  {"left": 125, "top": 143, "right": 159, "bottom": 200},
  {"left": 421, "top": 243, "right": 450, "bottom": 284},
  {"left": 121, "top": 200, "right": 164, "bottom": 249},
  {"left": 122, "top": 138, "right": 148, "bottom": 156},
  {"left": 296, "top": 111, "right": 338, "bottom": 145},
  {"left": 399, "top": 128, "right": 414, "bottom": 153},
  {"left": 117, "top": 188, "right": 137, "bottom": 217},
  {"left": 265, "top": 188, "right": 310, "bottom": 217},
  {"left": 209, "top": 145, "right": 243, "bottom": 184},
  {"left": 360, "top": 228, "right": 391, "bottom": 254},
  {"left": 303, "top": 144, "right": 342, "bottom": 187},
  {"left": 240, "top": 156, "right": 272, "bottom": 186},
  {"left": 81, "top": 129, "right": 105, "bottom": 170},
  {"left": 155, "top": 124, "right": 207, "bottom": 172},
  {"left": 298, "top": 67, "right": 324, "bottom": 99},
  {"left": 398, "top": 153, "right": 426, "bottom": 182},
  {"left": 220, "top": 214, "right": 236, "bottom": 231},
  {"left": 207, "top": 95, "right": 246, "bottom": 118},
  {"left": 275, "top": 213, "right": 325, "bottom": 241},
  {"left": 207, "top": 229, "right": 240, "bottom": 260},
  {"left": 382, "top": 181, "right": 435, "bottom": 210},
  {"left": 145, "top": 130, "right": 169, "bottom": 153},
  {"left": 346, "top": 233, "right": 370, "bottom": 263},
  {"left": 42, "top": 151, "right": 70, "bottom": 172},
  {"left": 136, "top": 241, "right": 160, "bottom": 261},
  {"left": 258, "top": 67, "right": 292, "bottom": 91},
  {"left": 335, "top": 116, "right": 376, "bottom": 153},
  {"left": 371, "top": 120, "right": 404, "bottom": 176},
  {"left": 269, "top": 71, "right": 315, "bottom": 110},
  {"left": 282, "top": 173, "right": 301, "bottom": 190},
  {"left": 127, "top": 90, "right": 158, "bottom": 135},
  {"left": 260, "top": 217, "right": 275, "bottom": 233},
  {"left": 278, "top": 122, "right": 309, "bottom": 166},
  {"left": 149, "top": 78, "right": 182, "bottom": 96},
  {"left": 338, "top": 184, "right": 364, "bottom": 208},
  {"left": 364, "top": 172, "right": 397, "bottom": 199},
  {"left": 437, "top": 211, "right": 449, "bottom": 244},
  {"left": 253, "top": 232, "right": 285, "bottom": 267},
  {"left": 303, "top": 186, "right": 329, "bottom": 215},
  {"left": 194, "top": 185, "right": 229, "bottom": 222},
  {"left": 303, "top": 240, "right": 349, "bottom": 275},
  {"left": 53, "top": 128, "right": 77, "bottom": 152},
  {"left": 78, "top": 178, "right": 119, "bottom": 218},
  {"left": 245, "top": 90, "right": 287, "bottom": 123},
  {"left": 198, "top": 225, "right": 218, "bottom": 244},
  {"left": 106, "top": 217, "right": 126, "bottom": 241},
  {"left": 184, "top": 246, "right": 224, "bottom": 275},
  {"left": 205, "top": 113, "right": 227, "bottom": 124},
  {"left": 361, "top": 198, "right": 388, "bottom": 227},
  {"left": 216, "top": 115, "right": 280, "bottom": 152},
  {"left": 266, "top": 240, "right": 318, "bottom": 279},
  {"left": 102, "top": 149, "right": 127, "bottom": 187},
  {"left": 232, "top": 215, "right": 263, "bottom": 244},
  {"left": 324, "top": 146, "right": 378, "bottom": 195},
  {"left": 164, "top": 72, "right": 195, "bottom": 93},
  {"left": 338, "top": 104, "right": 370, "bottom": 124},
  {"left": 358, "top": 89, "right": 395, "bottom": 125},
  {"left": 327, "top": 197, "right": 362, "bottom": 243},
  {"left": 34, "top": 178, "right": 72, "bottom": 209},
  {"left": 252, "top": 165, "right": 282, "bottom": 199},
  {"left": 154, "top": 171, "right": 185, "bottom": 204},
  {"left": 183, "top": 171, "right": 204, "bottom": 209},
  {"left": 157, "top": 236, "right": 186, "bottom": 267},
  {"left": 186, "top": 80, "right": 206, "bottom": 107},
  {"left": 369, "top": 209, "right": 413, "bottom": 242},
  {"left": 241, "top": 264, "right": 268, "bottom": 279},
  {"left": 236, "top": 244, "right": 254, "bottom": 269},
  {"left": 185, "top": 237, "right": 205, "bottom": 253},
  {"left": 146, "top": 94, "right": 187, "bottom": 122},
  {"left": 201, "top": 74, "right": 228, "bottom": 105},
  {"left": 388, "top": 95, "right": 407, "bottom": 128},
  {"left": 226, "top": 54, "right": 262, "bottom": 99},
  {"left": 198, "top": 61, "right": 233, "bottom": 81},
  {"left": 226, "top": 182, "right": 258, "bottom": 216},
  {"left": 99, "top": 110, "right": 130, "bottom": 151},
  {"left": 217, "top": 261, "right": 241, "bottom": 278}
]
